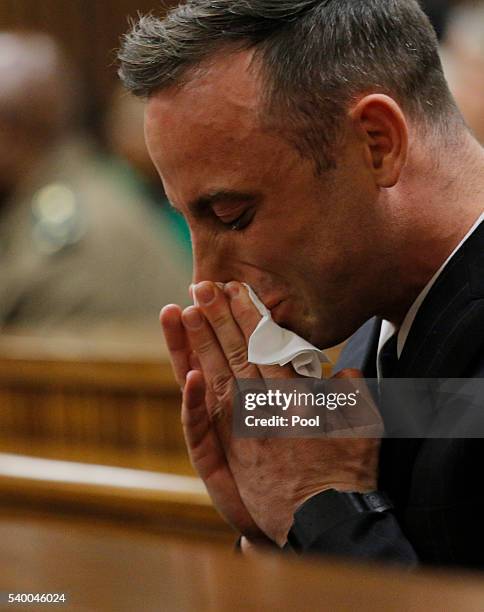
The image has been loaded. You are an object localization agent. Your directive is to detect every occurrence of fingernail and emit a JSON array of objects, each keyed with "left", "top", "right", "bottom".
[
  {"left": 224, "top": 282, "right": 239, "bottom": 299},
  {"left": 194, "top": 282, "right": 216, "bottom": 306},
  {"left": 183, "top": 307, "right": 203, "bottom": 329}
]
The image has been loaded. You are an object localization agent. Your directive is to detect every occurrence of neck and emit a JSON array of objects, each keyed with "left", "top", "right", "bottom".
[{"left": 381, "top": 131, "right": 484, "bottom": 325}]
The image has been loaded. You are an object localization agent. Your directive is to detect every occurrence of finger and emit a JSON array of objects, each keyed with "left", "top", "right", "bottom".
[
  {"left": 182, "top": 370, "right": 263, "bottom": 537},
  {"left": 224, "top": 282, "right": 261, "bottom": 340},
  {"left": 183, "top": 305, "right": 259, "bottom": 453},
  {"left": 190, "top": 351, "right": 222, "bottom": 426},
  {"left": 182, "top": 305, "right": 238, "bottom": 406},
  {"left": 203, "top": 379, "right": 235, "bottom": 456},
  {"left": 181, "top": 369, "right": 212, "bottom": 455},
  {"left": 183, "top": 365, "right": 229, "bottom": 448},
  {"left": 183, "top": 305, "right": 253, "bottom": 449},
  {"left": 193, "top": 281, "right": 260, "bottom": 379},
  {"left": 182, "top": 370, "right": 230, "bottom": 481},
  {"left": 160, "top": 304, "right": 191, "bottom": 388},
  {"left": 225, "top": 282, "right": 294, "bottom": 379}
]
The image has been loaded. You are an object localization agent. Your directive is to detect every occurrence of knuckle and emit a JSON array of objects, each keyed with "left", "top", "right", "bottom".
[
  {"left": 210, "top": 371, "right": 233, "bottom": 398},
  {"left": 208, "top": 401, "right": 226, "bottom": 424},
  {"left": 237, "top": 310, "right": 259, "bottom": 337},
  {"left": 227, "top": 345, "right": 249, "bottom": 369},
  {"left": 210, "top": 310, "right": 231, "bottom": 329},
  {"left": 195, "top": 338, "right": 213, "bottom": 356}
]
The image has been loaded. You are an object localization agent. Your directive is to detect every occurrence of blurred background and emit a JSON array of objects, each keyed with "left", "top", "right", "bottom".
[
  {"left": 0, "top": 1, "right": 483, "bottom": 607},
  {"left": 0, "top": 0, "right": 192, "bottom": 338}
]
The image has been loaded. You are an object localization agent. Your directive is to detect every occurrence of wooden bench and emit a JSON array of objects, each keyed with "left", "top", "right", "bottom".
[{"left": 1, "top": 510, "right": 484, "bottom": 611}]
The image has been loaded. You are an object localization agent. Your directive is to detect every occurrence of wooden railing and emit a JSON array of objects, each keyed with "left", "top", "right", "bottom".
[
  {"left": 0, "top": 331, "right": 342, "bottom": 465},
  {"left": 0, "top": 452, "right": 233, "bottom": 541},
  {"left": 0, "top": 330, "right": 342, "bottom": 539},
  {"left": 0, "top": 331, "right": 186, "bottom": 463},
  {"left": 0, "top": 330, "right": 234, "bottom": 538}
]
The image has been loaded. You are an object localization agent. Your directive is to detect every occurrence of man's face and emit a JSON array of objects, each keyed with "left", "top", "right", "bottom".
[{"left": 145, "top": 51, "right": 387, "bottom": 347}]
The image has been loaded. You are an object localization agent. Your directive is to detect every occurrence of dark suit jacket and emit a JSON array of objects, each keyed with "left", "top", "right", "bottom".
[{"left": 291, "top": 220, "right": 484, "bottom": 569}]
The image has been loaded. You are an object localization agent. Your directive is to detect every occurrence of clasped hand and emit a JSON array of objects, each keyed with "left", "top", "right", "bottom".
[{"left": 161, "top": 281, "right": 381, "bottom": 547}]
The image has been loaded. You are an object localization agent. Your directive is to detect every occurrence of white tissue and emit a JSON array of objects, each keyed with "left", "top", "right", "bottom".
[
  {"left": 243, "top": 284, "right": 329, "bottom": 379},
  {"left": 193, "top": 282, "right": 329, "bottom": 378}
]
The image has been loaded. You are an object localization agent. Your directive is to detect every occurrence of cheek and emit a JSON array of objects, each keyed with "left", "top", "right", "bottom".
[
  {"left": 228, "top": 217, "right": 314, "bottom": 282},
  {"left": 254, "top": 208, "right": 310, "bottom": 251}
]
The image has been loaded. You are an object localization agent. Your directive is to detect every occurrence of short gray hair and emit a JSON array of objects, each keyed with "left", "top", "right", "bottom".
[{"left": 118, "top": 0, "right": 459, "bottom": 172}]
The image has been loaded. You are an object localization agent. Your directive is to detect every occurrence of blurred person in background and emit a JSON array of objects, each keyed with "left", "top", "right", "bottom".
[
  {"left": 0, "top": 31, "right": 191, "bottom": 332},
  {"left": 103, "top": 85, "right": 192, "bottom": 255},
  {"left": 440, "top": 1, "right": 484, "bottom": 144}
]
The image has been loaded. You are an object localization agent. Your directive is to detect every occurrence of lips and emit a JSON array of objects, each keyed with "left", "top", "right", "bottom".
[
  {"left": 268, "top": 300, "right": 288, "bottom": 325},
  {"left": 251, "top": 291, "right": 286, "bottom": 321},
  {"left": 265, "top": 298, "right": 283, "bottom": 312}
]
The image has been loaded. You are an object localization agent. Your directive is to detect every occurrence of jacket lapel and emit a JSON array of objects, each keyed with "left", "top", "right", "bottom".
[
  {"left": 381, "top": 220, "right": 484, "bottom": 509},
  {"left": 397, "top": 220, "right": 484, "bottom": 378}
]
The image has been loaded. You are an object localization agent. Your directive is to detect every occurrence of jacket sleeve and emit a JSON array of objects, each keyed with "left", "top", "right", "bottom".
[{"left": 287, "top": 490, "right": 419, "bottom": 565}]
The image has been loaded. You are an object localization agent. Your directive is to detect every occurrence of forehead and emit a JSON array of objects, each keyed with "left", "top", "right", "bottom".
[
  {"left": 145, "top": 49, "right": 260, "bottom": 152},
  {"left": 144, "top": 50, "right": 300, "bottom": 204}
]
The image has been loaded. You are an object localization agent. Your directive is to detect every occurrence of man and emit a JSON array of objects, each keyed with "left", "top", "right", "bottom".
[
  {"left": 0, "top": 32, "right": 191, "bottom": 330},
  {"left": 119, "top": 0, "right": 484, "bottom": 568}
]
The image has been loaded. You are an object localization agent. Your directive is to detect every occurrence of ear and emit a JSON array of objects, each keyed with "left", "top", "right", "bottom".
[{"left": 349, "top": 94, "right": 408, "bottom": 188}]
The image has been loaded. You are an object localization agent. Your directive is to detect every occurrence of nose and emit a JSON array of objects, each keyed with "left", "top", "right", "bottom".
[{"left": 191, "top": 232, "right": 234, "bottom": 285}]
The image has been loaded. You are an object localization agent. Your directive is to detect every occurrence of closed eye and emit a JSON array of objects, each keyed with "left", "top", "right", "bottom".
[{"left": 220, "top": 207, "right": 255, "bottom": 231}]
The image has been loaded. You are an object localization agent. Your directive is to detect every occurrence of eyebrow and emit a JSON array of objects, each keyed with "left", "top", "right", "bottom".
[{"left": 170, "top": 190, "right": 260, "bottom": 217}]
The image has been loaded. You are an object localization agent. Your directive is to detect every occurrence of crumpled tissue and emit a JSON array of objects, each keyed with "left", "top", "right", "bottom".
[
  {"left": 193, "top": 282, "right": 330, "bottom": 378},
  {"left": 243, "top": 284, "right": 329, "bottom": 379}
]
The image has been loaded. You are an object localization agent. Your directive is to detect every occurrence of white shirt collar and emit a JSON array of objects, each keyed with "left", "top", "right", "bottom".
[{"left": 377, "top": 212, "right": 484, "bottom": 378}]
